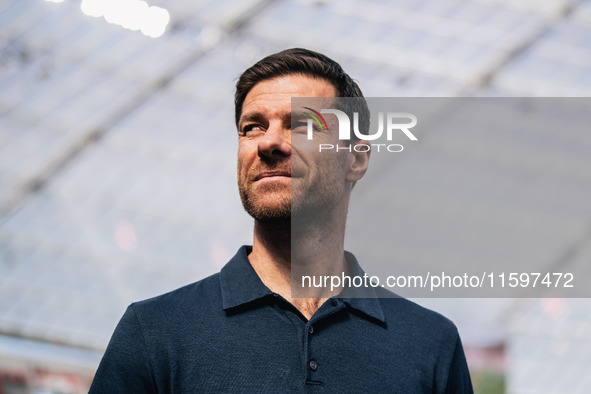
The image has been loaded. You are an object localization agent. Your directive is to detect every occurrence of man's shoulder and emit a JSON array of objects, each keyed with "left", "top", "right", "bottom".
[
  {"left": 125, "top": 245, "right": 256, "bottom": 326},
  {"left": 129, "top": 271, "right": 222, "bottom": 322}
]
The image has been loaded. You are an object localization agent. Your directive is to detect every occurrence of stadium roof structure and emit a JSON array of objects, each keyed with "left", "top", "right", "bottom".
[{"left": 1, "top": 0, "right": 591, "bottom": 391}]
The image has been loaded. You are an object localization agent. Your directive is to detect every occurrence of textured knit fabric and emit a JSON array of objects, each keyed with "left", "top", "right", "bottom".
[{"left": 90, "top": 246, "right": 473, "bottom": 393}]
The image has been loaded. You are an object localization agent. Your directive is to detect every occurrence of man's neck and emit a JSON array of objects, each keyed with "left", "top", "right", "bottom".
[{"left": 248, "top": 210, "right": 349, "bottom": 320}]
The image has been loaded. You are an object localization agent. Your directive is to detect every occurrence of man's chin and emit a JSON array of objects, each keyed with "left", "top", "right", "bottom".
[
  {"left": 241, "top": 200, "right": 291, "bottom": 223},
  {"left": 247, "top": 210, "right": 291, "bottom": 223}
]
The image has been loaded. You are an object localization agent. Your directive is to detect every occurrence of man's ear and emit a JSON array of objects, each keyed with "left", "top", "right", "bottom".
[{"left": 346, "top": 139, "right": 371, "bottom": 183}]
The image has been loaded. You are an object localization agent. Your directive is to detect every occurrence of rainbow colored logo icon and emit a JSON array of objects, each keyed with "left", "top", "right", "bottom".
[{"left": 303, "top": 107, "right": 328, "bottom": 131}]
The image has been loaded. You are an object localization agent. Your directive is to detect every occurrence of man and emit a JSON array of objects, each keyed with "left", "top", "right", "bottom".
[{"left": 90, "top": 48, "right": 473, "bottom": 393}]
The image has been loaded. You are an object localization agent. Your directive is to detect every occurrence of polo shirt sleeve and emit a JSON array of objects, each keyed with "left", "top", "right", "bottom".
[
  {"left": 445, "top": 334, "right": 474, "bottom": 394},
  {"left": 89, "top": 304, "right": 157, "bottom": 394}
]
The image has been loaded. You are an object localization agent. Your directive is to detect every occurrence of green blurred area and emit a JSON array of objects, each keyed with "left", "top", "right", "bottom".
[{"left": 472, "top": 370, "right": 505, "bottom": 394}]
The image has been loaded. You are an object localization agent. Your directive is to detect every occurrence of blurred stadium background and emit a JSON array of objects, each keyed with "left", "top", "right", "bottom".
[{"left": 1, "top": 0, "right": 590, "bottom": 392}]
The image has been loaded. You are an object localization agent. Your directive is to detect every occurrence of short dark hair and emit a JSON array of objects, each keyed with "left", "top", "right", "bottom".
[{"left": 234, "top": 48, "right": 369, "bottom": 135}]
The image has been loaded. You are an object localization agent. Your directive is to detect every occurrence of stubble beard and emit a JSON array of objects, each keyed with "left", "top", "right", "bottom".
[
  {"left": 238, "top": 159, "right": 292, "bottom": 223},
  {"left": 239, "top": 182, "right": 292, "bottom": 223},
  {"left": 238, "top": 152, "right": 348, "bottom": 226},
  {"left": 238, "top": 174, "right": 345, "bottom": 230}
]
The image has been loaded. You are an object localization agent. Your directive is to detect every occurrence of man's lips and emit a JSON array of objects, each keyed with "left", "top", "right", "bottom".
[{"left": 253, "top": 171, "right": 292, "bottom": 181}]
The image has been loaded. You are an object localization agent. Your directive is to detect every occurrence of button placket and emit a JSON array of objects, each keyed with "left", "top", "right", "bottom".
[
  {"left": 305, "top": 321, "right": 319, "bottom": 382},
  {"left": 304, "top": 300, "right": 344, "bottom": 385}
]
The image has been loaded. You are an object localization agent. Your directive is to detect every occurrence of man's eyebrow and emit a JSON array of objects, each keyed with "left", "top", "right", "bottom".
[
  {"left": 291, "top": 111, "right": 307, "bottom": 121},
  {"left": 240, "top": 112, "right": 264, "bottom": 122},
  {"left": 238, "top": 111, "right": 292, "bottom": 127},
  {"left": 238, "top": 112, "right": 265, "bottom": 128}
]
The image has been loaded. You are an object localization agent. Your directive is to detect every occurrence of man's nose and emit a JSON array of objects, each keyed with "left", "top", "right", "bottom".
[{"left": 257, "top": 123, "right": 291, "bottom": 159}]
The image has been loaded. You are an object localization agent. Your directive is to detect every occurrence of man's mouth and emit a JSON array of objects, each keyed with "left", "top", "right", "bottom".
[{"left": 253, "top": 171, "right": 291, "bottom": 181}]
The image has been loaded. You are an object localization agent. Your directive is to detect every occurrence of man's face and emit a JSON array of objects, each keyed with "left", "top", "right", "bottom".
[{"left": 237, "top": 74, "right": 351, "bottom": 222}]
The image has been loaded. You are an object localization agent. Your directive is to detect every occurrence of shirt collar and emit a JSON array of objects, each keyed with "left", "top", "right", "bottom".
[
  {"left": 339, "top": 251, "right": 386, "bottom": 324},
  {"left": 220, "top": 245, "right": 273, "bottom": 311},
  {"left": 219, "top": 246, "right": 385, "bottom": 325}
]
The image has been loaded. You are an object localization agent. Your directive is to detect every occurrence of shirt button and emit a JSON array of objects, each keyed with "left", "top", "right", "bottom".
[
  {"left": 308, "top": 325, "right": 314, "bottom": 334},
  {"left": 309, "top": 359, "right": 318, "bottom": 371}
]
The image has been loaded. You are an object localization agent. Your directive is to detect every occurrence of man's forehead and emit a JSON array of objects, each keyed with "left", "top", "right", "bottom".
[
  {"left": 240, "top": 75, "right": 337, "bottom": 122},
  {"left": 244, "top": 75, "right": 336, "bottom": 105}
]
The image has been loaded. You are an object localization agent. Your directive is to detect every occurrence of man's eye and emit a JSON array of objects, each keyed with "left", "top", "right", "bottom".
[
  {"left": 242, "top": 124, "right": 264, "bottom": 134},
  {"left": 292, "top": 121, "right": 312, "bottom": 133}
]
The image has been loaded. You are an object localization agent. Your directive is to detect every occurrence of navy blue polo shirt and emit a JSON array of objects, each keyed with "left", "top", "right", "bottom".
[{"left": 90, "top": 246, "right": 473, "bottom": 393}]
